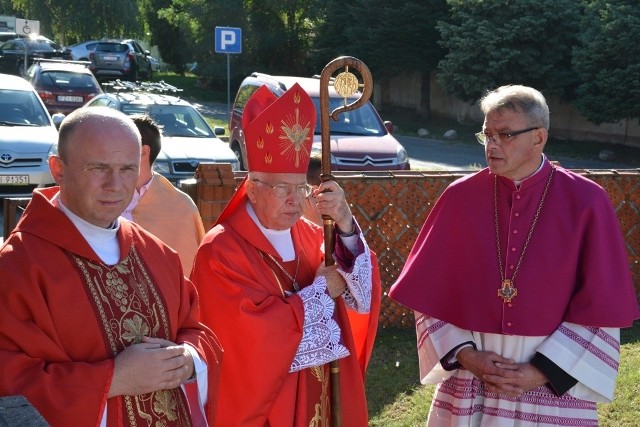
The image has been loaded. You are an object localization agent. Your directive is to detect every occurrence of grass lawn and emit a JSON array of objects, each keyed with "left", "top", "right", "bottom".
[{"left": 366, "top": 321, "right": 640, "bottom": 426}]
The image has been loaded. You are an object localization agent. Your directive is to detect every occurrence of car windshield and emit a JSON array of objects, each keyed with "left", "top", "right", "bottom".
[
  {"left": 39, "top": 70, "right": 99, "bottom": 90},
  {"left": 0, "top": 39, "right": 59, "bottom": 51},
  {"left": 121, "top": 104, "right": 215, "bottom": 137},
  {"left": 26, "top": 40, "right": 61, "bottom": 51},
  {"left": 311, "top": 97, "right": 386, "bottom": 136},
  {"left": 0, "top": 89, "right": 51, "bottom": 126}
]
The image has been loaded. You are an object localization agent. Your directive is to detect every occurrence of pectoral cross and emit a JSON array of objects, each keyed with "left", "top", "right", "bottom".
[{"left": 498, "top": 279, "right": 518, "bottom": 303}]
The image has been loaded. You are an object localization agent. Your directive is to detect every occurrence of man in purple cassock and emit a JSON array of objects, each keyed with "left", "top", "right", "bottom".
[{"left": 390, "top": 85, "right": 639, "bottom": 426}]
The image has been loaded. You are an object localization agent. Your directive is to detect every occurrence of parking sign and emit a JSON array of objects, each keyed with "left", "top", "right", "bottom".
[{"left": 215, "top": 27, "right": 242, "bottom": 54}]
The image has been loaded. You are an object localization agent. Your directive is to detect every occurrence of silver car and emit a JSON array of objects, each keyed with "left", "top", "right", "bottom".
[
  {"left": 65, "top": 40, "right": 100, "bottom": 61},
  {"left": 84, "top": 88, "right": 239, "bottom": 184},
  {"left": 0, "top": 73, "right": 58, "bottom": 197}
]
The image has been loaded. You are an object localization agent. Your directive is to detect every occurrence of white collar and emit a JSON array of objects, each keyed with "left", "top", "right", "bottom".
[
  {"left": 55, "top": 194, "right": 121, "bottom": 265},
  {"left": 246, "top": 201, "right": 295, "bottom": 261}
]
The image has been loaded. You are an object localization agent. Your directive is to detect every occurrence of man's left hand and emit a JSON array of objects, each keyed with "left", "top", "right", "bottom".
[
  {"left": 314, "top": 180, "right": 354, "bottom": 233},
  {"left": 483, "top": 362, "right": 548, "bottom": 397},
  {"left": 143, "top": 336, "right": 195, "bottom": 382}
]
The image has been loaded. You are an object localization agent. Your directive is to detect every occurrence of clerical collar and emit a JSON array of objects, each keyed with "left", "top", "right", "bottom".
[
  {"left": 245, "top": 201, "right": 295, "bottom": 261},
  {"left": 122, "top": 173, "right": 155, "bottom": 221},
  {"left": 54, "top": 194, "right": 121, "bottom": 265},
  {"left": 514, "top": 155, "right": 546, "bottom": 187}
]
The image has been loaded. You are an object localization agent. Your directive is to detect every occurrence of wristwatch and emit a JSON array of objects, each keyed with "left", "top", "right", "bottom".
[{"left": 337, "top": 220, "right": 357, "bottom": 237}]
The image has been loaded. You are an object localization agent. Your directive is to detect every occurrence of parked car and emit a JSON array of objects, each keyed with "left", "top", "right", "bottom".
[
  {"left": 88, "top": 39, "right": 153, "bottom": 81},
  {"left": 0, "top": 36, "right": 71, "bottom": 76},
  {"left": 0, "top": 73, "right": 60, "bottom": 197},
  {"left": 84, "top": 83, "right": 239, "bottom": 183},
  {"left": 0, "top": 31, "right": 26, "bottom": 43},
  {"left": 230, "top": 73, "right": 410, "bottom": 171},
  {"left": 26, "top": 59, "right": 102, "bottom": 115},
  {"left": 65, "top": 39, "right": 100, "bottom": 61}
]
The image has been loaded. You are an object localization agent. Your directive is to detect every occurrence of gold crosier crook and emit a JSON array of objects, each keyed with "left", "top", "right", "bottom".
[{"left": 319, "top": 56, "right": 373, "bottom": 427}]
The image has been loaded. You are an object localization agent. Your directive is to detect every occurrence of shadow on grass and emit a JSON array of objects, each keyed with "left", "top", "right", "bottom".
[
  {"left": 621, "top": 319, "right": 640, "bottom": 345},
  {"left": 366, "top": 327, "right": 421, "bottom": 417},
  {"left": 366, "top": 319, "right": 640, "bottom": 421}
]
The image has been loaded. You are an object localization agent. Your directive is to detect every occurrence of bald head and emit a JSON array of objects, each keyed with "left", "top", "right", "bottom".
[
  {"left": 57, "top": 107, "right": 142, "bottom": 161},
  {"left": 50, "top": 107, "right": 142, "bottom": 227}
]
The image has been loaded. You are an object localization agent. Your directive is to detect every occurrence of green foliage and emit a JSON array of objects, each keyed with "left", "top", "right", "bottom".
[
  {"left": 573, "top": 0, "right": 640, "bottom": 124},
  {"left": 437, "top": 0, "right": 582, "bottom": 102},
  {"left": 147, "top": 0, "right": 191, "bottom": 74},
  {"left": 313, "top": 0, "right": 448, "bottom": 80},
  {"left": 10, "top": 0, "right": 144, "bottom": 44}
]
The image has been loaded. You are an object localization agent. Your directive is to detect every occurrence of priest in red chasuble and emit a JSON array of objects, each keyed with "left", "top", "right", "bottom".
[
  {"left": 390, "top": 85, "right": 640, "bottom": 426},
  {"left": 191, "top": 83, "right": 380, "bottom": 426},
  {"left": 0, "top": 107, "right": 222, "bottom": 427}
]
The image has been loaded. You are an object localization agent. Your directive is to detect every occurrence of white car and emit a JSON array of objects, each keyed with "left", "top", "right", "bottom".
[
  {"left": 84, "top": 85, "right": 239, "bottom": 183},
  {"left": 0, "top": 73, "right": 60, "bottom": 197}
]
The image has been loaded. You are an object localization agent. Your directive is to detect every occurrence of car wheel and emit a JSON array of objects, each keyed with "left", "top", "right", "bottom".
[
  {"left": 231, "top": 143, "right": 245, "bottom": 170},
  {"left": 130, "top": 66, "right": 139, "bottom": 82}
]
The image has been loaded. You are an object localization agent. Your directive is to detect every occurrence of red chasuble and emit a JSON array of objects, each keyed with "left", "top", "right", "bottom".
[
  {"left": 0, "top": 188, "right": 223, "bottom": 427},
  {"left": 390, "top": 160, "right": 639, "bottom": 335},
  {"left": 190, "top": 202, "right": 379, "bottom": 426}
]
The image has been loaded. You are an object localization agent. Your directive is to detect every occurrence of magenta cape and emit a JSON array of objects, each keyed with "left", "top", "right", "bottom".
[{"left": 389, "top": 160, "right": 639, "bottom": 335}]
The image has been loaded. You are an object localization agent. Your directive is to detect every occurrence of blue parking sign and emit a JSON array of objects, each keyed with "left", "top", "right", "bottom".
[{"left": 215, "top": 27, "right": 242, "bottom": 54}]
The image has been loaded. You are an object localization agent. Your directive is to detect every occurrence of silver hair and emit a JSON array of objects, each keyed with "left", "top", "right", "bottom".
[{"left": 479, "top": 85, "right": 550, "bottom": 130}]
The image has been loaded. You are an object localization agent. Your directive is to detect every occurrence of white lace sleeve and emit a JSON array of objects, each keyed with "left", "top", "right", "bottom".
[
  {"left": 289, "top": 276, "right": 350, "bottom": 373},
  {"left": 336, "top": 229, "right": 372, "bottom": 313}
]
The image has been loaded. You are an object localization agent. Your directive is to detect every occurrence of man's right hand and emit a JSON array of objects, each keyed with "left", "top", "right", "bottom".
[
  {"left": 316, "top": 264, "right": 347, "bottom": 298},
  {"left": 108, "top": 340, "right": 191, "bottom": 397},
  {"left": 456, "top": 347, "right": 524, "bottom": 396}
]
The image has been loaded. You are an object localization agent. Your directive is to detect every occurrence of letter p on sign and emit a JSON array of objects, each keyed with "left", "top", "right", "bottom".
[{"left": 215, "top": 27, "right": 242, "bottom": 54}]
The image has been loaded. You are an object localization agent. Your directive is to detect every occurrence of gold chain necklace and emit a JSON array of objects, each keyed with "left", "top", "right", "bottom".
[
  {"left": 495, "top": 167, "right": 554, "bottom": 303},
  {"left": 264, "top": 252, "right": 301, "bottom": 293}
]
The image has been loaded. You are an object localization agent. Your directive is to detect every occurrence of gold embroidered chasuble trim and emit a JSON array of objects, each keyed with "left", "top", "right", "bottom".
[{"left": 68, "top": 246, "right": 192, "bottom": 427}]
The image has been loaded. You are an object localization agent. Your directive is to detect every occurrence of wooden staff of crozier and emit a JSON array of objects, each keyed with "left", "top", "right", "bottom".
[{"left": 318, "top": 56, "right": 373, "bottom": 427}]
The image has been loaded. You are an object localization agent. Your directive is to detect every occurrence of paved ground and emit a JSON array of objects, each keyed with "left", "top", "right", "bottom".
[{"left": 397, "top": 135, "right": 638, "bottom": 171}]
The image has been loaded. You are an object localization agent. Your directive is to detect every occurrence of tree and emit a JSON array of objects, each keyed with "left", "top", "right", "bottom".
[
  {"left": 147, "top": 0, "right": 191, "bottom": 74},
  {"left": 437, "top": 0, "right": 582, "bottom": 102},
  {"left": 573, "top": 0, "right": 640, "bottom": 124},
  {"left": 313, "top": 0, "right": 448, "bottom": 114},
  {"left": 10, "top": 0, "right": 144, "bottom": 43}
]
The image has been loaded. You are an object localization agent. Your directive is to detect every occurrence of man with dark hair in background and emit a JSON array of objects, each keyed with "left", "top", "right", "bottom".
[{"left": 122, "top": 114, "right": 206, "bottom": 274}]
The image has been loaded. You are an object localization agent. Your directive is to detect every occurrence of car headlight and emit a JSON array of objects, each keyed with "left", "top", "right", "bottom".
[
  {"left": 48, "top": 144, "right": 58, "bottom": 157},
  {"left": 397, "top": 147, "right": 409, "bottom": 164},
  {"left": 153, "top": 161, "right": 171, "bottom": 174}
]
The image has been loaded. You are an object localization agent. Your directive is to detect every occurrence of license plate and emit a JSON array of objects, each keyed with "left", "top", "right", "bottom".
[
  {"left": 103, "top": 55, "right": 118, "bottom": 61},
  {"left": 0, "top": 175, "right": 29, "bottom": 185},
  {"left": 58, "top": 95, "right": 83, "bottom": 103}
]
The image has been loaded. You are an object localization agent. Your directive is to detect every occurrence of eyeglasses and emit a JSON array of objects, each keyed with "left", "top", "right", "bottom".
[
  {"left": 475, "top": 127, "right": 539, "bottom": 145},
  {"left": 252, "top": 179, "right": 313, "bottom": 198}
]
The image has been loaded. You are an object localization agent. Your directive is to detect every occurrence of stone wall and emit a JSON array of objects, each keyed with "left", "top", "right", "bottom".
[{"left": 377, "top": 71, "right": 640, "bottom": 147}]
